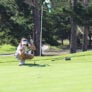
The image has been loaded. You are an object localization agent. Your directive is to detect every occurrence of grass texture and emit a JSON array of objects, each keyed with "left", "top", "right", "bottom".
[{"left": 0, "top": 51, "right": 92, "bottom": 92}]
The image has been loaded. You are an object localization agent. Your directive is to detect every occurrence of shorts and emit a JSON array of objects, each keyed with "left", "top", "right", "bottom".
[{"left": 18, "top": 53, "right": 34, "bottom": 60}]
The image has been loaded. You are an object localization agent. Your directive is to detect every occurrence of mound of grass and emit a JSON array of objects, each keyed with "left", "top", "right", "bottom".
[
  {"left": 0, "top": 44, "right": 16, "bottom": 54},
  {"left": 0, "top": 51, "right": 92, "bottom": 92}
]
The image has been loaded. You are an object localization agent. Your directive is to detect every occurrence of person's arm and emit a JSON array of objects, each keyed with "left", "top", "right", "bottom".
[
  {"left": 28, "top": 44, "right": 36, "bottom": 51},
  {"left": 17, "top": 45, "right": 24, "bottom": 54}
]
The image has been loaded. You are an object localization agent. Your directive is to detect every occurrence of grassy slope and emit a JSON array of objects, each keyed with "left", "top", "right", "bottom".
[
  {"left": 0, "top": 44, "right": 16, "bottom": 54},
  {"left": 0, "top": 51, "right": 92, "bottom": 92}
]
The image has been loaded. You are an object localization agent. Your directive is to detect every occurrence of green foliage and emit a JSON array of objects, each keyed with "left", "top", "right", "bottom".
[
  {"left": 0, "top": 0, "right": 33, "bottom": 45},
  {"left": 0, "top": 0, "right": 92, "bottom": 47},
  {"left": 51, "top": 0, "right": 69, "bottom": 9},
  {"left": 52, "top": 9, "right": 70, "bottom": 40},
  {"left": 42, "top": 8, "right": 70, "bottom": 45},
  {"left": 73, "top": 2, "right": 92, "bottom": 25},
  {"left": 63, "top": 2, "right": 92, "bottom": 26}
]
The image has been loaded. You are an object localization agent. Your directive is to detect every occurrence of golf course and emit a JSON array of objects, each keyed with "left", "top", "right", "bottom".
[
  {"left": 0, "top": 0, "right": 92, "bottom": 92},
  {"left": 0, "top": 51, "right": 92, "bottom": 92}
]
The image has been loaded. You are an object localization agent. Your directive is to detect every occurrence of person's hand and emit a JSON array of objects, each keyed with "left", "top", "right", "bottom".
[
  {"left": 30, "top": 39, "right": 33, "bottom": 44},
  {"left": 28, "top": 44, "right": 36, "bottom": 50},
  {"left": 28, "top": 43, "right": 31, "bottom": 47}
]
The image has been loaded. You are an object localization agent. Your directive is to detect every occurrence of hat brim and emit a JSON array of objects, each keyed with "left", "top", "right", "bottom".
[{"left": 22, "top": 41, "right": 28, "bottom": 45}]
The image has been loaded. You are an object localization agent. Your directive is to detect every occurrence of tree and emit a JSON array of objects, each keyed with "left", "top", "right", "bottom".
[
  {"left": 69, "top": 0, "right": 78, "bottom": 53},
  {"left": 0, "top": 0, "right": 33, "bottom": 45},
  {"left": 32, "top": 0, "right": 41, "bottom": 56},
  {"left": 82, "top": 0, "right": 89, "bottom": 51}
]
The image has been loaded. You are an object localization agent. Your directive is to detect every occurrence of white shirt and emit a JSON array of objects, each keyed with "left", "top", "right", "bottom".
[{"left": 15, "top": 44, "right": 32, "bottom": 55}]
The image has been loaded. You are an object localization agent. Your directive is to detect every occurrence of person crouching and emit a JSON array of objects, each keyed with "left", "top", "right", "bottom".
[{"left": 15, "top": 37, "right": 36, "bottom": 66}]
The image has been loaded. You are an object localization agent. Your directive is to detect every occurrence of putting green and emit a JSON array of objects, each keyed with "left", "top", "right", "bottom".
[{"left": 0, "top": 51, "right": 92, "bottom": 92}]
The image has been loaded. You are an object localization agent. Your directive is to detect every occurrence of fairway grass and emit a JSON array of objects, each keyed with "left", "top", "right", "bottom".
[{"left": 0, "top": 51, "right": 92, "bottom": 92}]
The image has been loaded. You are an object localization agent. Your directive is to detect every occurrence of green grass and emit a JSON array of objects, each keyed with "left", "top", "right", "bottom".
[
  {"left": 0, "top": 51, "right": 92, "bottom": 92},
  {"left": 0, "top": 44, "right": 16, "bottom": 54}
]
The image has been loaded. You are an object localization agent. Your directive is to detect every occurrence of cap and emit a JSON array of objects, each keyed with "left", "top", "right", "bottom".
[{"left": 21, "top": 40, "right": 28, "bottom": 45}]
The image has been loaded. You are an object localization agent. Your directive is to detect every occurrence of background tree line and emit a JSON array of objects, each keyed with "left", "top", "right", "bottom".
[{"left": 0, "top": 0, "right": 92, "bottom": 55}]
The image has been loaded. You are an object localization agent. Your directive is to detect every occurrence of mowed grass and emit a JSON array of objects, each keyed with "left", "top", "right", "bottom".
[
  {"left": 0, "top": 44, "right": 16, "bottom": 54},
  {"left": 0, "top": 51, "right": 92, "bottom": 92}
]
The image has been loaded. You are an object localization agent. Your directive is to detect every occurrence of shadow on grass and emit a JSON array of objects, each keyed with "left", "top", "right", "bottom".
[{"left": 23, "top": 63, "right": 50, "bottom": 67}]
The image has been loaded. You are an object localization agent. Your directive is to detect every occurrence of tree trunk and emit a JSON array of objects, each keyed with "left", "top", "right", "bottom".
[
  {"left": 69, "top": 0, "right": 77, "bottom": 53},
  {"left": 82, "top": 26, "right": 89, "bottom": 51},
  {"left": 61, "top": 39, "right": 64, "bottom": 45},
  {"left": 88, "top": 29, "right": 92, "bottom": 48},
  {"left": 32, "top": 0, "right": 41, "bottom": 56},
  {"left": 82, "top": 0, "right": 89, "bottom": 6},
  {"left": 70, "top": 18, "right": 77, "bottom": 53},
  {"left": 82, "top": 0, "right": 89, "bottom": 51},
  {"left": 24, "top": 0, "right": 41, "bottom": 56}
]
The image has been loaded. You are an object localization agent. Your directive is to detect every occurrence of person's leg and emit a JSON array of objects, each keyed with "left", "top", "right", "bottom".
[
  {"left": 18, "top": 53, "right": 34, "bottom": 65},
  {"left": 18, "top": 53, "right": 26, "bottom": 66},
  {"left": 19, "top": 59, "right": 25, "bottom": 66},
  {"left": 25, "top": 54, "right": 34, "bottom": 59}
]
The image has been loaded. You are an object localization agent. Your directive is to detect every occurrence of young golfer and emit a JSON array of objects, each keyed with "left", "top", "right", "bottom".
[{"left": 15, "top": 37, "right": 36, "bottom": 66}]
